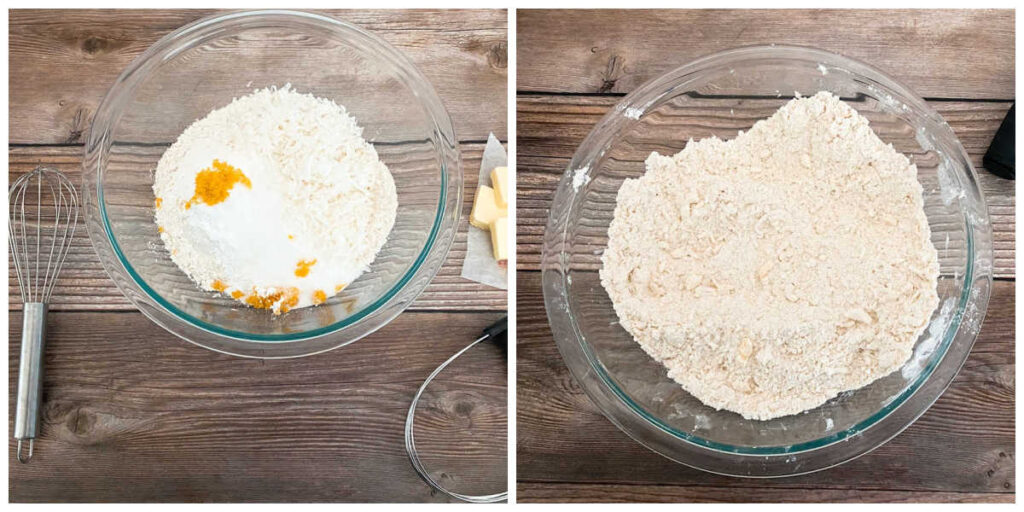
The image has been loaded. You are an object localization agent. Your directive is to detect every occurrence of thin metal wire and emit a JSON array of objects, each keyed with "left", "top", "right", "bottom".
[
  {"left": 34, "top": 175, "right": 41, "bottom": 302},
  {"left": 9, "top": 166, "right": 78, "bottom": 304},
  {"left": 42, "top": 179, "right": 59, "bottom": 303},
  {"left": 45, "top": 174, "right": 78, "bottom": 302},
  {"left": 9, "top": 175, "right": 29, "bottom": 302},
  {"left": 404, "top": 334, "right": 507, "bottom": 503}
]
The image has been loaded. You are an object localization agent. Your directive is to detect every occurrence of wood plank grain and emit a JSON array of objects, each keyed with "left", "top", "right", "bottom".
[
  {"left": 515, "top": 271, "right": 1014, "bottom": 498},
  {"left": 517, "top": 9, "right": 1014, "bottom": 99},
  {"left": 10, "top": 9, "right": 507, "bottom": 145},
  {"left": 9, "top": 310, "right": 508, "bottom": 503},
  {"left": 518, "top": 483, "right": 1014, "bottom": 503},
  {"left": 515, "top": 96, "right": 1015, "bottom": 278},
  {"left": 8, "top": 143, "right": 507, "bottom": 312}
]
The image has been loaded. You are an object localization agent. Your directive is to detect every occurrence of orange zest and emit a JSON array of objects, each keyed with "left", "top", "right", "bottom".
[
  {"left": 294, "top": 259, "right": 317, "bottom": 278},
  {"left": 186, "top": 159, "right": 251, "bottom": 209},
  {"left": 211, "top": 280, "right": 227, "bottom": 292},
  {"left": 244, "top": 287, "right": 299, "bottom": 315},
  {"left": 279, "top": 290, "right": 300, "bottom": 313},
  {"left": 155, "top": 197, "right": 163, "bottom": 208},
  {"left": 245, "top": 290, "right": 282, "bottom": 309},
  {"left": 231, "top": 290, "right": 244, "bottom": 299},
  {"left": 313, "top": 290, "right": 327, "bottom": 305},
  {"left": 335, "top": 283, "right": 347, "bottom": 293}
]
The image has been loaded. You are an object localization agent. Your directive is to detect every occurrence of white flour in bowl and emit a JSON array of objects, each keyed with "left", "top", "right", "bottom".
[
  {"left": 600, "top": 92, "right": 939, "bottom": 420},
  {"left": 154, "top": 84, "right": 397, "bottom": 314}
]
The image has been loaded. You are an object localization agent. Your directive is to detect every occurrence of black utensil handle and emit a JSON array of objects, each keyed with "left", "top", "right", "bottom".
[
  {"left": 482, "top": 316, "right": 508, "bottom": 342},
  {"left": 984, "top": 104, "right": 1014, "bottom": 180}
]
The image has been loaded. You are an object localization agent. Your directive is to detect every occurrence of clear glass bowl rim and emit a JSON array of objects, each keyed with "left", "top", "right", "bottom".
[
  {"left": 542, "top": 44, "right": 994, "bottom": 476},
  {"left": 83, "top": 9, "right": 462, "bottom": 356}
]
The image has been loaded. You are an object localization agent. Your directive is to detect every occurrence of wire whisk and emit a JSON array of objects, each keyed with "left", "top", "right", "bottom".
[{"left": 9, "top": 166, "right": 79, "bottom": 463}]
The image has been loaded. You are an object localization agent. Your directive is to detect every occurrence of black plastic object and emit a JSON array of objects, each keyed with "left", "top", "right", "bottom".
[
  {"left": 483, "top": 316, "right": 508, "bottom": 351},
  {"left": 984, "top": 104, "right": 1014, "bottom": 180}
]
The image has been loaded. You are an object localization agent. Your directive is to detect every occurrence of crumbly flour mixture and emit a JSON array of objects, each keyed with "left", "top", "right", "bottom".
[
  {"left": 600, "top": 92, "right": 939, "bottom": 420},
  {"left": 154, "top": 85, "right": 397, "bottom": 314}
]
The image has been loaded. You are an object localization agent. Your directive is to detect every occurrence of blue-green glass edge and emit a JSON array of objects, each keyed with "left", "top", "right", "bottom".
[
  {"left": 575, "top": 218, "right": 975, "bottom": 456},
  {"left": 99, "top": 161, "right": 447, "bottom": 343}
]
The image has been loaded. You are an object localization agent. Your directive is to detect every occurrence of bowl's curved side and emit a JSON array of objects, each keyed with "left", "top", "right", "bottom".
[
  {"left": 541, "top": 45, "right": 994, "bottom": 476},
  {"left": 83, "top": 10, "right": 462, "bottom": 357}
]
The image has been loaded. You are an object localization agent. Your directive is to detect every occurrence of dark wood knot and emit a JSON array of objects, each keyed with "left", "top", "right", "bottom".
[
  {"left": 81, "top": 36, "right": 111, "bottom": 55},
  {"left": 64, "top": 107, "right": 88, "bottom": 144},
  {"left": 488, "top": 42, "right": 507, "bottom": 70},
  {"left": 455, "top": 401, "right": 475, "bottom": 417},
  {"left": 597, "top": 54, "right": 624, "bottom": 93},
  {"left": 67, "top": 408, "right": 96, "bottom": 436}
]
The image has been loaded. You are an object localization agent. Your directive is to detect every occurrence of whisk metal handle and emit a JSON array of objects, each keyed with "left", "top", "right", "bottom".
[{"left": 15, "top": 302, "right": 47, "bottom": 463}]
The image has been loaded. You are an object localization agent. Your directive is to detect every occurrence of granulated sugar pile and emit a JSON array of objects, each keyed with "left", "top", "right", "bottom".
[
  {"left": 600, "top": 92, "right": 939, "bottom": 420},
  {"left": 154, "top": 85, "right": 397, "bottom": 314}
]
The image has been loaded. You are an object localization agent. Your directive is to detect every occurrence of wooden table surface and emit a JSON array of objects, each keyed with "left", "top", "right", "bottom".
[
  {"left": 9, "top": 9, "right": 508, "bottom": 502},
  {"left": 516, "top": 9, "right": 1015, "bottom": 503}
]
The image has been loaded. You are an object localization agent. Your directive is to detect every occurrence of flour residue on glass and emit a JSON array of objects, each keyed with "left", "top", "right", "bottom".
[{"left": 571, "top": 165, "right": 591, "bottom": 191}]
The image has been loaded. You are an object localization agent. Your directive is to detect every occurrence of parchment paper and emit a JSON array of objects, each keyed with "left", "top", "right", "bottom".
[{"left": 460, "top": 133, "right": 508, "bottom": 290}]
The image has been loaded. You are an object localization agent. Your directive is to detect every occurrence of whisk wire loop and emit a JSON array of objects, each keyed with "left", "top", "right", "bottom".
[{"left": 9, "top": 166, "right": 79, "bottom": 304}]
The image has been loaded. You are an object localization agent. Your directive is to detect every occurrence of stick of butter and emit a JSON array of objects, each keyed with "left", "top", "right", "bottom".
[
  {"left": 470, "top": 184, "right": 506, "bottom": 230},
  {"left": 490, "top": 166, "right": 508, "bottom": 208},
  {"left": 490, "top": 216, "right": 508, "bottom": 264}
]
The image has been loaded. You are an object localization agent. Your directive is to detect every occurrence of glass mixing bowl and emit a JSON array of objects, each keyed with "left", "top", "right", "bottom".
[
  {"left": 83, "top": 10, "right": 461, "bottom": 358},
  {"left": 542, "top": 46, "right": 993, "bottom": 477}
]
